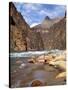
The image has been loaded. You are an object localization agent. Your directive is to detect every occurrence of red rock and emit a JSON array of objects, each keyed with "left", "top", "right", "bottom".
[{"left": 31, "top": 80, "right": 44, "bottom": 86}]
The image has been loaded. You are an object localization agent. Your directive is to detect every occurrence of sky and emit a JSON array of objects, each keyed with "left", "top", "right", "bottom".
[{"left": 14, "top": 2, "right": 66, "bottom": 27}]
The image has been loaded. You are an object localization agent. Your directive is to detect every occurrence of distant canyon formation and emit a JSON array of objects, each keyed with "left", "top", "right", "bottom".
[{"left": 9, "top": 2, "right": 66, "bottom": 52}]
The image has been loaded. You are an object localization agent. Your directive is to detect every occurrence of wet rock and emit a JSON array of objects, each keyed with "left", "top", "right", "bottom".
[
  {"left": 47, "top": 54, "right": 66, "bottom": 71},
  {"left": 19, "top": 63, "right": 26, "bottom": 68},
  {"left": 28, "top": 58, "right": 35, "bottom": 64},
  {"left": 38, "top": 59, "right": 45, "bottom": 63},
  {"left": 53, "top": 55, "right": 65, "bottom": 61},
  {"left": 31, "top": 80, "right": 44, "bottom": 86},
  {"left": 28, "top": 60, "right": 35, "bottom": 63},
  {"left": 44, "top": 55, "right": 55, "bottom": 63},
  {"left": 49, "top": 60, "right": 66, "bottom": 71},
  {"left": 55, "top": 72, "right": 66, "bottom": 84},
  {"left": 37, "top": 55, "right": 45, "bottom": 60},
  {"left": 16, "top": 60, "right": 22, "bottom": 64},
  {"left": 56, "top": 72, "right": 66, "bottom": 79},
  {"left": 36, "top": 55, "right": 45, "bottom": 63}
]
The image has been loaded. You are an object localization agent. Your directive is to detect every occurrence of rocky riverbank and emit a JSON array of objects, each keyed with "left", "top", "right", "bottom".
[
  {"left": 28, "top": 51, "right": 66, "bottom": 70},
  {"left": 27, "top": 50, "right": 66, "bottom": 85},
  {"left": 10, "top": 50, "right": 66, "bottom": 87}
]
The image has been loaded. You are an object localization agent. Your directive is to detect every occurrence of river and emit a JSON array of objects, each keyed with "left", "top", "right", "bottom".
[{"left": 9, "top": 50, "right": 66, "bottom": 88}]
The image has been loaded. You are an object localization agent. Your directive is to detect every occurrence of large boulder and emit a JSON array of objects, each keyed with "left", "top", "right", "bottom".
[
  {"left": 36, "top": 55, "right": 45, "bottom": 63},
  {"left": 56, "top": 72, "right": 66, "bottom": 79},
  {"left": 49, "top": 60, "right": 66, "bottom": 71},
  {"left": 31, "top": 80, "right": 45, "bottom": 86}
]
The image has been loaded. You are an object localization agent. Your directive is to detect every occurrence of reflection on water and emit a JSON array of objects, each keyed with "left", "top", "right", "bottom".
[{"left": 10, "top": 50, "right": 66, "bottom": 88}]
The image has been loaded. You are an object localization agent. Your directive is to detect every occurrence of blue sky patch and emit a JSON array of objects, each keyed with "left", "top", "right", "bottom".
[{"left": 14, "top": 2, "right": 66, "bottom": 26}]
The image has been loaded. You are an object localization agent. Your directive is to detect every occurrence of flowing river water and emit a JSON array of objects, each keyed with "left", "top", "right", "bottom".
[{"left": 10, "top": 50, "right": 66, "bottom": 88}]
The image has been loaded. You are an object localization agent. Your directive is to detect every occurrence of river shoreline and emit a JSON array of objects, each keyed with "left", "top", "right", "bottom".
[{"left": 10, "top": 50, "right": 66, "bottom": 88}]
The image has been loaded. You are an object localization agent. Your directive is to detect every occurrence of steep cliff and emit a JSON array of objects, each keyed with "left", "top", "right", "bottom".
[
  {"left": 9, "top": 2, "right": 29, "bottom": 51},
  {"left": 27, "top": 30, "right": 44, "bottom": 51},
  {"left": 35, "top": 16, "right": 66, "bottom": 50},
  {"left": 9, "top": 2, "right": 44, "bottom": 52},
  {"left": 48, "top": 16, "right": 66, "bottom": 49}
]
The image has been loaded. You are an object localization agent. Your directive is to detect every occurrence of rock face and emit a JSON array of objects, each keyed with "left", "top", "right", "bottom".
[
  {"left": 9, "top": 2, "right": 44, "bottom": 52},
  {"left": 9, "top": 2, "right": 29, "bottom": 51},
  {"left": 27, "top": 30, "right": 44, "bottom": 51},
  {"left": 32, "top": 16, "right": 63, "bottom": 30},
  {"left": 9, "top": 2, "right": 66, "bottom": 52},
  {"left": 48, "top": 17, "right": 66, "bottom": 50},
  {"left": 32, "top": 15, "right": 66, "bottom": 50}
]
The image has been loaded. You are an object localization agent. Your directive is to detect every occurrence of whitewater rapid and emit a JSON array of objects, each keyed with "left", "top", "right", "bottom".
[{"left": 10, "top": 49, "right": 65, "bottom": 58}]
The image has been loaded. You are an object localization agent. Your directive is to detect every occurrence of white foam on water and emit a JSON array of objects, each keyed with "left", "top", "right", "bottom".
[{"left": 10, "top": 49, "right": 65, "bottom": 58}]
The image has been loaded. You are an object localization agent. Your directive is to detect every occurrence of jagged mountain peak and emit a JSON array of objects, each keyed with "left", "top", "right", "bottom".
[
  {"left": 45, "top": 16, "right": 51, "bottom": 20},
  {"left": 65, "top": 11, "right": 66, "bottom": 18}
]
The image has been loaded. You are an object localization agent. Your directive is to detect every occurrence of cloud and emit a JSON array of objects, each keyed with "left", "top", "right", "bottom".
[
  {"left": 14, "top": 2, "right": 66, "bottom": 26},
  {"left": 39, "top": 5, "right": 66, "bottom": 18},
  {"left": 22, "top": 3, "right": 39, "bottom": 11},
  {"left": 50, "top": 5, "right": 66, "bottom": 18},
  {"left": 30, "top": 22, "right": 40, "bottom": 28}
]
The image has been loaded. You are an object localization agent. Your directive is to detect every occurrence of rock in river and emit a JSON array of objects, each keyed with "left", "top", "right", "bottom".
[{"left": 31, "top": 80, "right": 44, "bottom": 86}]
